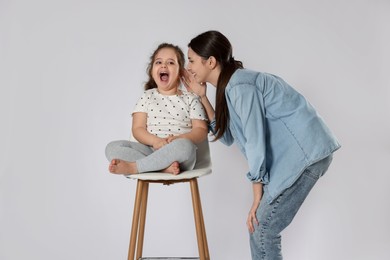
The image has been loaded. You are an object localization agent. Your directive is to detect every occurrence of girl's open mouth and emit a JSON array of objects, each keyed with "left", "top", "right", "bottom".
[{"left": 160, "top": 72, "right": 169, "bottom": 82}]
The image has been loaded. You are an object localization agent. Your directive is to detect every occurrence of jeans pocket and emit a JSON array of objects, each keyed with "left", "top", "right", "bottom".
[
  {"left": 304, "top": 154, "right": 333, "bottom": 180},
  {"left": 303, "top": 167, "right": 321, "bottom": 181}
]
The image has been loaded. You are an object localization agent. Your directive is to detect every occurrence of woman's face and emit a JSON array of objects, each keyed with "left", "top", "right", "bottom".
[
  {"left": 187, "top": 47, "right": 209, "bottom": 84},
  {"left": 152, "top": 47, "right": 181, "bottom": 95}
]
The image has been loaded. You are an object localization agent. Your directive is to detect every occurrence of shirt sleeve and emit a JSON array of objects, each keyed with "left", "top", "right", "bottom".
[
  {"left": 133, "top": 91, "right": 148, "bottom": 114},
  {"left": 227, "top": 84, "right": 269, "bottom": 184},
  {"left": 188, "top": 94, "right": 208, "bottom": 120},
  {"left": 209, "top": 118, "right": 235, "bottom": 146}
]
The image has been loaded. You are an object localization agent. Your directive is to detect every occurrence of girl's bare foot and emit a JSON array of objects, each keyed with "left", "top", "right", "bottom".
[
  {"left": 162, "top": 161, "right": 180, "bottom": 175},
  {"left": 109, "top": 159, "right": 138, "bottom": 175}
]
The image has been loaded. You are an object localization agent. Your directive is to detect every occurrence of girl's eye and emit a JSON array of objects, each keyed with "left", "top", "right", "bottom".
[{"left": 155, "top": 61, "right": 162, "bottom": 65}]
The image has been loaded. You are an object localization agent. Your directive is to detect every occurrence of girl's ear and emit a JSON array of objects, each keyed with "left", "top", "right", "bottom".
[{"left": 180, "top": 68, "right": 186, "bottom": 78}]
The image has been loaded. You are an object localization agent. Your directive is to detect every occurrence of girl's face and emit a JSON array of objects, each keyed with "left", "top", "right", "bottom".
[
  {"left": 187, "top": 47, "right": 210, "bottom": 84},
  {"left": 152, "top": 48, "right": 181, "bottom": 95}
]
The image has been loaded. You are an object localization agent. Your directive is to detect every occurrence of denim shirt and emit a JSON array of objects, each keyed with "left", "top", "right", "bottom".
[{"left": 209, "top": 69, "right": 340, "bottom": 203}]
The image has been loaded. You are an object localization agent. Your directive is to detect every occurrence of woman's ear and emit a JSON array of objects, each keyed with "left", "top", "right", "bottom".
[{"left": 208, "top": 56, "right": 218, "bottom": 69}]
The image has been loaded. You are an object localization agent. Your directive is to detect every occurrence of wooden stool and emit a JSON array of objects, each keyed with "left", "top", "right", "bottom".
[{"left": 126, "top": 140, "right": 212, "bottom": 260}]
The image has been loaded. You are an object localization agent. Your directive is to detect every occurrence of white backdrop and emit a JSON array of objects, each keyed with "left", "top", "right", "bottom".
[{"left": 1, "top": 0, "right": 389, "bottom": 259}]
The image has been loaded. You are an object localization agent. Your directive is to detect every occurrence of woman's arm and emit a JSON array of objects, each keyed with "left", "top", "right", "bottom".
[
  {"left": 182, "top": 70, "right": 215, "bottom": 122},
  {"left": 198, "top": 94, "right": 215, "bottom": 122},
  {"left": 228, "top": 84, "right": 268, "bottom": 183}
]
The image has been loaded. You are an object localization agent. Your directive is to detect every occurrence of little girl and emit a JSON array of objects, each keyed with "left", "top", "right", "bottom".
[{"left": 105, "top": 43, "right": 208, "bottom": 175}]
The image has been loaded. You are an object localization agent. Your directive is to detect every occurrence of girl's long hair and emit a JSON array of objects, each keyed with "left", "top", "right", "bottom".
[{"left": 188, "top": 30, "right": 243, "bottom": 140}]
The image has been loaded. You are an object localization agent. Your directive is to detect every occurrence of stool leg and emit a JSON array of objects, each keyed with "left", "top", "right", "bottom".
[
  {"left": 190, "top": 179, "right": 209, "bottom": 260},
  {"left": 128, "top": 180, "right": 144, "bottom": 260},
  {"left": 136, "top": 182, "right": 149, "bottom": 259},
  {"left": 197, "top": 186, "right": 210, "bottom": 260}
]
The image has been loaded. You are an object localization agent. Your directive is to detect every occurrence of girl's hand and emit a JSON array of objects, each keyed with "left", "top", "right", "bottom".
[
  {"left": 182, "top": 69, "right": 207, "bottom": 98},
  {"left": 166, "top": 135, "right": 179, "bottom": 143},
  {"left": 152, "top": 138, "right": 168, "bottom": 150}
]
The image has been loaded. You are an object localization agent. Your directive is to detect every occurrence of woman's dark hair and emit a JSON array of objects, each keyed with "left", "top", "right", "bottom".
[
  {"left": 188, "top": 30, "right": 243, "bottom": 141},
  {"left": 144, "top": 43, "right": 185, "bottom": 90}
]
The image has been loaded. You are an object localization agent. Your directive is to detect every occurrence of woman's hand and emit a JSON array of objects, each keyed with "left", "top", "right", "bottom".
[
  {"left": 182, "top": 69, "right": 215, "bottom": 123},
  {"left": 182, "top": 69, "right": 207, "bottom": 98},
  {"left": 247, "top": 182, "right": 263, "bottom": 233},
  {"left": 247, "top": 203, "right": 260, "bottom": 233}
]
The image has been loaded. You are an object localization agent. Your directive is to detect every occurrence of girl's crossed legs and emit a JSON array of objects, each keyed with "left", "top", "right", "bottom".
[{"left": 105, "top": 138, "right": 197, "bottom": 175}]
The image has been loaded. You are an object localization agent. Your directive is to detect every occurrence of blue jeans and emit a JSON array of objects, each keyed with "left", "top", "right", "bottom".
[{"left": 250, "top": 155, "right": 333, "bottom": 260}]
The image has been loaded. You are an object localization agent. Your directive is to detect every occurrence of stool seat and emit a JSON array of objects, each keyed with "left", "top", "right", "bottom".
[
  {"left": 126, "top": 139, "right": 212, "bottom": 260},
  {"left": 127, "top": 167, "right": 211, "bottom": 181}
]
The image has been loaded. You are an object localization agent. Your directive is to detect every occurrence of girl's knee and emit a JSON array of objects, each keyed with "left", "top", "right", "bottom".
[
  {"left": 105, "top": 141, "right": 116, "bottom": 159},
  {"left": 105, "top": 140, "right": 127, "bottom": 160},
  {"left": 105, "top": 140, "right": 118, "bottom": 153},
  {"left": 170, "top": 138, "right": 196, "bottom": 161},
  {"left": 175, "top": 138, "right": 196, "bottom": 152}
]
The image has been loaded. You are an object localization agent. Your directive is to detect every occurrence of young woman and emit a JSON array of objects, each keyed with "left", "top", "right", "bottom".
[
  {"left": 184, "top": 30, "right": 340, "bottom": 259},
  {"left": 105, "top": 43, "right": 208, "bottom": 175}
]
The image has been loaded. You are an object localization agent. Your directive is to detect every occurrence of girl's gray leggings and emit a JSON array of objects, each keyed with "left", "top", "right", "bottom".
[{"left": 105, "top": 138, "right": 197, "bottom": 173}]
